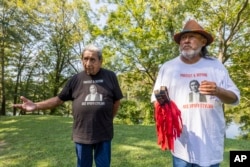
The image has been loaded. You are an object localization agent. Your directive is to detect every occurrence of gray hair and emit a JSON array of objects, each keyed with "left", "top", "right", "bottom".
[{"left": 82, "top": 44, "right": 102, "bottom": 60}]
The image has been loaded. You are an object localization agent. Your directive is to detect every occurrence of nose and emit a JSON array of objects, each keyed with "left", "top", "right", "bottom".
[
  {"left": 84, "top": 59, "right": 92, "bottom": 66},
  {"left": 85, "top": 60, "right": 90, "bottom": 65}
]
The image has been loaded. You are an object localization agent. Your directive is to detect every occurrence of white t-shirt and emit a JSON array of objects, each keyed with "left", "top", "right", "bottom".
[{"left": 151, "top": 56, "right": 240, "bottom": 166}]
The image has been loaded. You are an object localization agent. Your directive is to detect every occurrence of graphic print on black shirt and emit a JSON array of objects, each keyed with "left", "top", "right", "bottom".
[
  {"left": 85, "top": 84, "right": 103, "bottom": 101},
  {"left": 81, "top": 79, "right": 105, "bottom": 106}
]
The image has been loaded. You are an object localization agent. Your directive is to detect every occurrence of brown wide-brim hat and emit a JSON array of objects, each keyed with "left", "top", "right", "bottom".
[{"left": 174, "top": 19, "right": 214, "bottom": 46}]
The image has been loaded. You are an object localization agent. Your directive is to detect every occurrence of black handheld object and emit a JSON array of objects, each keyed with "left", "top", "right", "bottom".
[{"left": 154, "top": 86, "right": 170, "bottom": 105}]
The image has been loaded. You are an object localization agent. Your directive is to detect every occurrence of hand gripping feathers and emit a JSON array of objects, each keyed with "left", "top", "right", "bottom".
[{"left": 154, "top": 86, "right": 183, "bottom": 151}]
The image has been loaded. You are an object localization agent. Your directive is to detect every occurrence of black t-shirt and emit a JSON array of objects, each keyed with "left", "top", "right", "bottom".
[{"left": 58, "top": 68, "right": 123, "bottom": 144}]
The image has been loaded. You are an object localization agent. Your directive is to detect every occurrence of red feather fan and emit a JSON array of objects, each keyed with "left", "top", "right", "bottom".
[{"left": 154, "top": 86, "right": 183, "bottom": 151}]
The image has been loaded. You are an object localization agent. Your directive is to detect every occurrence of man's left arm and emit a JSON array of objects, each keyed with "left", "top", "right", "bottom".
[
  {"left": 112, "top": 100, "right": 121, "bottom": 118},
  {"left": 214, "top": 87, "right": 238, "bottom": 104}
]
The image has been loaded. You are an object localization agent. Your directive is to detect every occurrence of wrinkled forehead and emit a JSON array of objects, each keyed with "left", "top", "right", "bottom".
[
  {"left": 82, "top": 49, "right": 102, "bottom": 60},
  {"left": 83, "top": 50, "right": 99, "bottom": 58}
]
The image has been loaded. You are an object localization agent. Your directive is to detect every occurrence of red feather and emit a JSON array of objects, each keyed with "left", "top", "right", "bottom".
[{"left": 154, "top": 101, "right": 183, "bottom": 151}]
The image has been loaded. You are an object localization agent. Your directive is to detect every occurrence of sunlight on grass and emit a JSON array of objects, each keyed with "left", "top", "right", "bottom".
[
  {"left": 0, "top": 127, "right": 19, "bottom": 133},
  {"left": 35, "top": 161, "right": 49, "bottom": 167},
  {"left": 119, "top": 144, "right": 141, "bottom": 150},
  {"left": 0, "top": 153, "right": 25, "bottom": 166},
  {"left": 1, "top": 119, "right": 18, "bottom": 124},
  {"left": 36, "top": 116, "right": 52, "bottom": 120}
]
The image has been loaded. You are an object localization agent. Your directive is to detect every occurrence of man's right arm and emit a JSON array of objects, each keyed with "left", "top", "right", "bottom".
[
  {"left": 13, "top": 96, "right": 64, "bottom": 112},
  {"left": 35, "top": 96, "right": 64, "bottom": 110}
]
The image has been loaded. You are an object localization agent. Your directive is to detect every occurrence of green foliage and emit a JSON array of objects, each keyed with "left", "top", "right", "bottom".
[
  {"left": 1, "top": 0, "right": 95, "bottom": 115},
  {"left": 227, "top": 38, "right": 250, "bottom": 139},
  {"left": 117, "top": 100, "right": 142, "bottom": 124},
  {"left": 0, "top": 0, "right": 43, "bottom": 115}
]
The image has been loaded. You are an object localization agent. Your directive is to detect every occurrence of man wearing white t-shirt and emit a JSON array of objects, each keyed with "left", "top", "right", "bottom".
[{"left": 151, "top": 20, "right": 240, "bottom": 167}]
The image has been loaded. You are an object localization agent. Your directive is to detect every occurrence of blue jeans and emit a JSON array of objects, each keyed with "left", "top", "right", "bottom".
[
  {"left": 173, "top": 156, "right": 220, "bottom": 167},
  {"left": 75, "top": 141, "right": 111, "bottom": 167}
]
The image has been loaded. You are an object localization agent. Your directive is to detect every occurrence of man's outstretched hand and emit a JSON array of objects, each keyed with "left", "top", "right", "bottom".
[{"left": 13, "top": 96, "right": 36, "bottom": 111}]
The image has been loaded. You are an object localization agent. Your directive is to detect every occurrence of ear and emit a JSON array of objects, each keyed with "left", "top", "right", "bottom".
[{"left": 201, "top": 38, "right": 207, "bottom": 46}]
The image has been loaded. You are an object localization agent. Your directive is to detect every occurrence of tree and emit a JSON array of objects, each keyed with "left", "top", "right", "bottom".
[
  {"left": 0, "top": 0, "right": 42, "bottom": 115},
  {"left": 2, "top": 0, "right": 96, "bottom": 115}
]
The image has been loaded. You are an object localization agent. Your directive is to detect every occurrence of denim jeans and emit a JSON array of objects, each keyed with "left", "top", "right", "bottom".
[
  {"left": 173, "top": 156, "right": 220, "bottom": 167},
  {"left": 75, "top": 141, "right": 111, "bottom": 167}
]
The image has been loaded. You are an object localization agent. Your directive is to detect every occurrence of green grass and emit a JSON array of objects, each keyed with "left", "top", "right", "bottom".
[{"left": 0, "top": 115, "right": 249, "bottom": 167}]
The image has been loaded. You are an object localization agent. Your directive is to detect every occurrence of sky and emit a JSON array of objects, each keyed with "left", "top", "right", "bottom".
[{"left": 88, "top": 1, "right": 117, "bottom": 27}]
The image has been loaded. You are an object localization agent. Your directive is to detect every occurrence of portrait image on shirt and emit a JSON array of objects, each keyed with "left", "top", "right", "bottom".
[
  {"left": 189, "top": 80, "right": 207, "bottom": 103},
  {"left": 85, "top": 84, "right": 103, "bottom": 101}
]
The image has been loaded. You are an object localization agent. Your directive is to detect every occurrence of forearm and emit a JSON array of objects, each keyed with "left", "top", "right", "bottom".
[
  {"left": 35, "top": 96, "right": 64, "bottom": 110},
  {"left": 112, "top": 100, "right": 120, "bottom": 118},
  {"left": 215, "top": 87, "right": 238, "bottom": 104}
]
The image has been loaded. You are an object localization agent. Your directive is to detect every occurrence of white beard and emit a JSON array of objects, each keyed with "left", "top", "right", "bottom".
[{"left": 180, "top": 47, "right": 202, "bottom": 59}]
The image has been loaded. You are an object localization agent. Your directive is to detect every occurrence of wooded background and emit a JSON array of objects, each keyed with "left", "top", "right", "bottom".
[{"left": 0, "top": 0, "right": 249, "bottom": 139}]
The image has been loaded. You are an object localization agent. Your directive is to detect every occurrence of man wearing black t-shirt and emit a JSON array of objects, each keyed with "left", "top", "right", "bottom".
[{"left": 13, "top": 45, "right": 123, "bottom": 167}]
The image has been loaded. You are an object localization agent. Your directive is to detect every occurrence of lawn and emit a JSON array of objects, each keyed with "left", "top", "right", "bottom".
[{"left": 0, "top": 115, "right": 249, "bottom": 167}]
